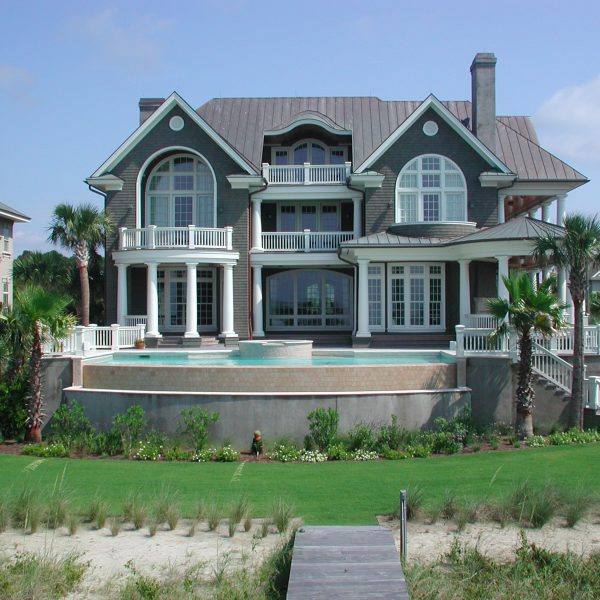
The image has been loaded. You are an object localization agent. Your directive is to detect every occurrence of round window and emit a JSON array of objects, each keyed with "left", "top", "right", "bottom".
[
  {"left": 169, "top": 116, "right": 185, "bottom": 131},
  {"left": 423, "top": 121, "right": 439, "bottom": 136}
]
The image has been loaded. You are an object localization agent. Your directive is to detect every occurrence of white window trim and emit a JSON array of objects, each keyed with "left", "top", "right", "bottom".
[
  {"left": 367, "top": 263, "right": 385, "bottom": 331},
  {"left": 270, "top": 140, "right": 347, "bottom": 165},
  {"left": 386, "top": 263, "right": 445, "bottom": 332},
  {"left": 395, "top": 154, "right": 467, "bottom": 224},
  {"left": 276, "top": 202, "right": 342, "bottom": 231}
]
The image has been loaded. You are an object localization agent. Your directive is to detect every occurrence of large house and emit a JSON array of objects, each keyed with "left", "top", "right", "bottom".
[
  {"left": 87, "top": 53, "right": 587, "bottom": 346},
  {"left": 0, "top": 202, "right": 30, "bottom": 309}
]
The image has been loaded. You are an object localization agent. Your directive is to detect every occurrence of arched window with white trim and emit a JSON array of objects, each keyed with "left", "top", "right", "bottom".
[
  {"left": 145, "top": 154, "right": 215, "bottom": 228},
  {"left": 395, "top": 155, "right": 467, "bottom": 223}
]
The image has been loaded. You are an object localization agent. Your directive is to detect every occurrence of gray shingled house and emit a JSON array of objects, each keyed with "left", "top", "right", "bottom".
[
  {"left": 87, "top": 53, "right": 587, "bottom": 347},
  {"left": 0, "top": 202, "right": 30, "bottom": 309}
]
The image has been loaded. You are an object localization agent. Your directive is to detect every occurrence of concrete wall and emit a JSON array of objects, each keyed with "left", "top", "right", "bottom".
[
  {"left": 64, "top": 387, "right": 470, "bottom": 447},
  {"left": 40, "top": 357, "right": 73, "bottom": 430}
]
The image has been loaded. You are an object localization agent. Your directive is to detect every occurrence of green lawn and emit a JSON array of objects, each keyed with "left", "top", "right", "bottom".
[{"left": 1, "top": 445, "right": 598, "bottom": 524}]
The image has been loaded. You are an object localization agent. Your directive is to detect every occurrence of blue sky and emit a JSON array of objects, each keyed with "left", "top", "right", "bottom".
[{"left": 1, "top": 0, "right": 599, "bottom": 255}]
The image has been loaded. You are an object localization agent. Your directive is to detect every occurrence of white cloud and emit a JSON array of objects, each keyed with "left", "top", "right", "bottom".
[
  {"left": 69, "top": 8, "right": 171, "bottom": 72},
  {"left": 536, "top": 76, "right": 600, "bottom": 167},
  {"left": 0, "top": 64, "right": 34, "bottom": 101}
]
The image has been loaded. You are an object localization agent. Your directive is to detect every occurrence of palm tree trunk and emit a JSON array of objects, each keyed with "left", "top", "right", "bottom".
[
  {"left": 570, "top": 289, "right": 585, "bottom": 429},
  {"left": 516, "top": 328, "right": 534, "bottom": 438},
  {"left": 76, "top": 242, "right": 90, "bottom": 326},
  {"left": 24, "top": 320, "right": 43, "bottom": 443}
]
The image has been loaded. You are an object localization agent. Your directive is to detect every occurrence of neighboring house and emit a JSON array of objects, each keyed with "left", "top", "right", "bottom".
[
  {"left": 87, "top": 53, "right": 587, "bottom": 346},
  {"left": 590, "top": 269, "right": 600, "bottom": 295},
  {"left": 0, "top": 202, "right": 30, "bottom": 309}
]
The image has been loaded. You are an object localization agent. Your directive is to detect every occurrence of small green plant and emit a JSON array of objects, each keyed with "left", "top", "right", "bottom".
[
  {"left": 405, "top": 484, "right": 425, "bottom": 520},
  {"left": 269, "top": 442, "right": 301, "bottom": 462},
  {"left": 87, "top": 495, "right": 109, "bottom": 529},
  {"left": 271, "top": 498, "right": 294, "bottom": 533},
  {"left": 179, "top": 407, "right": 220, "bottom": 451},
  {"left": 112, "top": 404, "right": 147, "bottom": 456},
  {"left": 49, "top": 399, "right": 92, "bottom": 448},
  {"left": 187, "top": 519, "right": 197, "bottom": 537},
  {"left": 527, "top": 486, "right": 559, "bottom": 528},
  {"left": 347, "top": 422, "right": 376, "bottom": 451},
  {"left": 21, "top": 442, "right": 70, "bottom": 458},
  {"left": 67, "top": 512, "right": 80, "bottom": 535},
  {"left": 153, "top": 487, "right": 179, "bottom": 527},
  {"left": 215, "top": 444, "right": 239, "bottom": 462},
  {"left": 299, "top": 449, "right": 327, "bottom": 462},
  {"left": 148, "top": 518, "right": 159, "bottom": 537},
  {"left": 244, "top": 514, "right": 252, "bottom": 532},
  {"left": 132, "top": 431, "right": 166, "bottom": 461},
  {"left": 206, "top": 503, "right": 221, "bottom": 531},
  {"left": 526, "top": 435, "right": 547, "bottom": 448},
  {"left": 260, "top": 518, "right": 270, "bottom": 538},
  {"left": 326, "top": 442, "right": 349, "bottom": 461},
  {"left": 47, "top": 485, "right": 71, "bottom": 529},
  {"left": 13, "top": 487, "right": 46, "bottom": 533},
  {"left": 0, "top": 496, "right": 10, "bottom": 531},
  {"left": 563, "top": 488, "right": 592, "bottom": 528},
  {"left": 307, "top": 407, "right": 339, "bottom": 451},
  {"left": 193, "top": 448, "right": 216, "bottom": 462},
  {"left": 109, "top": 517, "right": 121, "bottom": 536},
  {"left": 440, "top": 489, "right": 459, "bottom": 520},
  {"left": 166, "top": 503, "right": 179, "bottom": 531},
  {"left": 488, "top": 434, "right": 499, "bottom": 450}
]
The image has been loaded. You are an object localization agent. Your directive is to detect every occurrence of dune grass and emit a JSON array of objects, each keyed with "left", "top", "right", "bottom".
[{"left": 0, "top": 444, "right": 599, "bottom": 524}]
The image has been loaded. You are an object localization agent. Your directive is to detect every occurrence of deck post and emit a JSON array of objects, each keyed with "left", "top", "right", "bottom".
[
  {"left": 356, "top": 259, "right": 371, "bottom": 338},
  {"left": 111, "top": 324, "right": 120, "bottom": 351},
  {"left": 399, "top": 490, "right": 407, "bottom": 560},
  {"left": 184, "top": 262, "right": 199, "bottom": 338},
  {"left": 252, "top": 265, "right": 264, "bottom": 337},
  {"left": 116, "top": 263, "right": 128, "bottom": 326},
  {"left": 251, "top": 198, "right": 262, "bottom": 250},
  {"left": 145, "top": 261, "right": 161, "bottom": 337},
  {"left": 455, "top": 325, "right": 465, "bottom": 357},
  {"left": 221, "top": 262, "right": 236, "bottom": 338},
  {"left": 458, "top": 260, "right": 471, "bottom": 325}
]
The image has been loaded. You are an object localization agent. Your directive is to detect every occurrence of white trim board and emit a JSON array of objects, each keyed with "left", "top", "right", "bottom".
[
  {"left": 91, "top": 92, "right": 256, "bottom": 178},
  {"left": 355, "top": 94, "right": 512, "bottom": 175}
]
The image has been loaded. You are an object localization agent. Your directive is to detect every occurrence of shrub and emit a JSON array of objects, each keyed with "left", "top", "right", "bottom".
[
  {"left": 83, "top": 429, "right": 122, "bottom": 456},
  {"left": 376, "top": 414, "right": 406, "bottom": 451},
  {"left": 49, "top": 399, "right": 92, "bottom": 447},
  {"left": 269, "top": 442, "right": 301, "bottom": 462},
  {"left": 327, "top": 442, "right": 349, "bottom": 461},
  {"left": 21, "top": 442, "right": 69, "bottom": 458},
  {"left": 307, "top": 407, "right": 339, "bottom": 451},
  {"left": 351, "top": 449, "right": 379, "bottom": 461},
  {"left": 562, "top": 487, "right": 593, "bottom": 528},
  {"left": 0, "top": 379, "right": 28, "bottom": 440},
  {"left": 405, "top": 484, "right": 425, "bottom": 520},
  {"left": 178, "top": 406, "right": 219, "bottom": 451},
  {"left": 132, "top": 431, "right": 166, "bottom": 461},
  {"left": 164, "top": 445, "right": 193, "bottom": 461},
  {"left": 382, "top": 448, "right": 409, "bottom": 460},
  {"left": 431, "top": 432, "right": 462, "bottom": 455},
  {"left": 112, "top": 405, "right": 146, "bottom": 456},
  {"left": 406, "top": 443, "right": 432, "bottom": 458},
  {"left": 299, "top": 449, "right": 327, "bottom": 462},
  {"left": 215, "top": 444, "right": 239, "bottom": 462},
  {"left": 526, "top": 435, "right": 547, "bottom": 448},
  {"left": 347, "top": 422, "right": 376, "bottom": 451}
]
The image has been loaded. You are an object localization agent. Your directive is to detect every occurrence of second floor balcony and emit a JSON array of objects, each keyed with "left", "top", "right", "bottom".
[
  {"left": 261, "top": 230, "right": 354, "bottom": 252},
  {"left": 262, "top": 162, "right": 352, "bottom": 185},
  {"left": 118, "top": 225, "right": 233, "bottom": 251}
]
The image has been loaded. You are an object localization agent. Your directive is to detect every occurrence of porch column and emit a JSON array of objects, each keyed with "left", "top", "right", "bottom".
[
  {"left": 497, "top": 193, "right": 506, "bottom": 224},
  {"left": 184, "top": 262, "right": 199, "bottom": 338},
  {"left": 251, "top": 198, "right": 263, "bottom": 251},
  {"left": 556, "top": 194, "right": 567, "bottom": 225},
  {"left": 221, "top": 262, "right": 236, "bottom": 337},
  {"left": 116, "top": 263, "right": 128, "bottom": 326},
  {"left": 356, "top": 258, "right": 371, "bottom": 337},
  {"left": 542, "top": 201, "right": 552, "bottom": 223},
  {"left": 252, "top": 265, "right": 264, "bottom": 337},
  {"left": 497, "top": 256, "right": 510, "bottom": 302},
  {"left": 458, "top": 260, "right": 471, "bottom": 325},
  {"left": 352, "top": 197, "right": 362, "bottom": 239},
  {"left": 145, "top": 261, "right": 161, "bottom": 337}
]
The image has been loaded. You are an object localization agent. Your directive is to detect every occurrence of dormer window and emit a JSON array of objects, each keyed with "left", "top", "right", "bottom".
[
  {"left": 395, "top": 155, "right": 467, "bottom": 223},
  {"left": 271, "top": 140, "right": 347, "bottom": 165}
]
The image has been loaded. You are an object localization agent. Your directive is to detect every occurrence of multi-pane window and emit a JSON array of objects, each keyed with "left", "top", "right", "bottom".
[
  {"left": 146, "top": 155, "right": 215, "bottom": 228},
  {"left": 368, "top": 264, "right": 384, "bottom": 329},
  {"left": 396, "top": 155, "right": 466, "bottom": 223},
  {"left": 271, "top": 141, "right": 347, "bottom": 165},
  {"left": 278, "top": 203, "right": 341, "bottom": 231},
  {"left": 1, "top": 278, "right": 9, "bottom": 308},
  {"left": 388, "top": 263, "right": 444, "bottom": 330}
]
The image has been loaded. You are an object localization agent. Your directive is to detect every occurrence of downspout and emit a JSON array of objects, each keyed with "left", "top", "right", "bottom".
[{"left": 248, "top": 179, "right": 268, "bottom": 340}]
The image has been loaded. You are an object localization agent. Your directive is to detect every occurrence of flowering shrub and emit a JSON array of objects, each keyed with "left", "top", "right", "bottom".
[
  {"left": 405, "top": 444, "right": 432, "bottom": 458},
  {"left": 381, "top": 448, "right": 409, "bottom": 460},
  {"left": 326, "top": 443, "right": 349, "bottom": 461},
  {"left": 269, "top": 443, "right": 301, "bottom": 462},
  {"left": 215, "top": 445, "right": 239, "bottom": 462},
  {"left": 299, "top": 449, "right": 327, "bottom": 463},
  {"left": 21, "top": 442, "right": 70, "bottom": 458},
  {"left": 548, "top": 429, "right": 600, "bottom": 445},
  {"left": 526, "top": 435, "right": 547, "bottom": 448},
  {"left": 164, "top": 446, "right": 193, "bottom": 461},
  {"left": 132, "top": 440, "right": 163, "bottom": 461},
  {"left": 193, "top": 448, "right": 216, "bottom": 462},
  {"left": 351, "top": 449, "right": 379, "bottom": 461}
]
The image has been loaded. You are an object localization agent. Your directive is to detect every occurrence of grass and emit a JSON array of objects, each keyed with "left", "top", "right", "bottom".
[{"left": 0, "top": 445, "right": 599, "bottom": 524}]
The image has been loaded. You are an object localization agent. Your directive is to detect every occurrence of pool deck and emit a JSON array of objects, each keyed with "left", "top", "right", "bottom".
[{"left": 287, "top": 526, "right": 410, "bottom": 599}]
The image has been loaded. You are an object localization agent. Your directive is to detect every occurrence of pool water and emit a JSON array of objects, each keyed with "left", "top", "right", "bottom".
[{"left": 93, "top": 352, "right": 454, "bottom": 367}]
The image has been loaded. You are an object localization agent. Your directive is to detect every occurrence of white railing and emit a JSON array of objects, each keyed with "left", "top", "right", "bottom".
[
  {"left": 532, "top": 325, "right": 600, "bottom": 355},
  {"left": 119, "top": 226, "right": 232, "bottom": 251},
  {"left": 42, "top": 324, "right": 146, "bottom": 355},
  {"left": 125, "top": 315, "right": 147, "bottom": 326},
  {"left": 531, "top": 341, "right": 572, "bottom": 393},
  {"left": 261, "top": 231, "right": 354, "bottom": 252},
  {"left": 455, "top": 326, "right": 509, "bottom": 356},
  {"left": 262, "top": 162, "right": 351, "bottom": 185},
  {"left": 465, "top": 314, "right": 498, "bottom": 328}
]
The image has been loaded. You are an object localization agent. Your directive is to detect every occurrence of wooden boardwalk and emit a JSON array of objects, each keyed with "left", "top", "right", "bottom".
[{"left": 286, "top": 526, "right": 409, "bottom": 599}]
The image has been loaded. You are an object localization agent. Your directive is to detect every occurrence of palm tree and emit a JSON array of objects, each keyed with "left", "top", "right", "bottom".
[
  {"left": 12, "top": 286, "right": 76, "bottom": 442},
  {"left": 533, "top": 214, "right": 600, "bottom": 429},
  {"left": 488, "top": 273, "right": 566, "bottom": 438},
  {"left": 48, "top": 203, "right": 113, "bottom": 326}
]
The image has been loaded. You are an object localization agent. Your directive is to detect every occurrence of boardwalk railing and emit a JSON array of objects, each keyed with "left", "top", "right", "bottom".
[
  {"left": 262, "top": 162, "right": 351, "bottom": 185},
  {"left": 42, "top": 324, "right": 146, "bottom": 356},
  {"left": 261, "top": 230, "right": 354, "bottom": 252},
  {"left": 531, "top": 341, "right": 572, "bottom": 393},
  {"left": 119, "top": 225, "right": 233, "bottom": 251}
]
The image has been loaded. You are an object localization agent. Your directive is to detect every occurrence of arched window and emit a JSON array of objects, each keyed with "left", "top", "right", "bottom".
[
  {"left": 395, "top": 155, "right": 467, "bottom": 223},
  {"left": 145, "top": 154, "right": 215, "bottom": 228}
]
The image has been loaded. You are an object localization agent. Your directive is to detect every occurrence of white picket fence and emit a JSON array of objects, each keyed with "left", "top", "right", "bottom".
[{"left": 42, "top": 323, "right": 146, "bottom": 355}]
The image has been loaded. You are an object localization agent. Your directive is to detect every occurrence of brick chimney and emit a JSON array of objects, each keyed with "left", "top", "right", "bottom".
[
  {"left": 470, "top": 53, "right": 497, "bottom": 153},
  {"left": 139, "top": 98, "right": 165, "bottom": 125}
]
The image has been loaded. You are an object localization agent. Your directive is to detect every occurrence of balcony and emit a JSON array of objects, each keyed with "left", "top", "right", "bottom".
[
  {"left": 262, "top": 162, "right": 351, "bottom": 185},
  {"left": 261, "top": 230, "right": 354, "bottom": 252},
  {"left": 118, "top": 225, "right": 233, "bottom": 251}
]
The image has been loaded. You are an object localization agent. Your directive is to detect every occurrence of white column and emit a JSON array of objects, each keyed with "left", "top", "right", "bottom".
[
  {"left": 251, "top": 198, "right": 262, "bottom": 250},
  {"left": 184, "top": 262, "right": 199, "bottom": 338},
  {"left": 556, "top": 194, "right": 567, "bottom": 225},
  {"left": 497, "top": 256, "right": 510, "bottom": 302},
  {"left": 497, "top": 193, "right": 506, "bottom": 224},
  {"left": 252, "top": 265, "right": 264, "bottom": 337},
  {"left": 352, "top": 197, "right": 362, "bottom": 239},
  {"left": 542, "top": 201, "right": 552, "bottom": 223},
  {"left": 458, "top": 260, "right": 471, "bottom": 325},
  {"left": 145, "top": 261, "right": 161, "bottom": 337},
  {"left": 356, "top": 258, "right": 371, "bottom": 337},
  {"left": 221, "top": 262, "right": 236, "bottom": 337},
  {"left": 116, "top": 263, "right": 128, "bottom": 326},
  {"left": 558, "top": 268, "right": 568, "bottom": 306}
]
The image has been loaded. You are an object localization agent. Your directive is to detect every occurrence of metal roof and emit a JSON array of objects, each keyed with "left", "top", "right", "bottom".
[
  {"left": 0, "top": 201, "right": 30, "bottom": 222},
  {"left": 197, "top": 97, "right": 586, "bottom": 182},
  {"left": 340, "top": 216, "right": 563, "bottom": 249}
]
